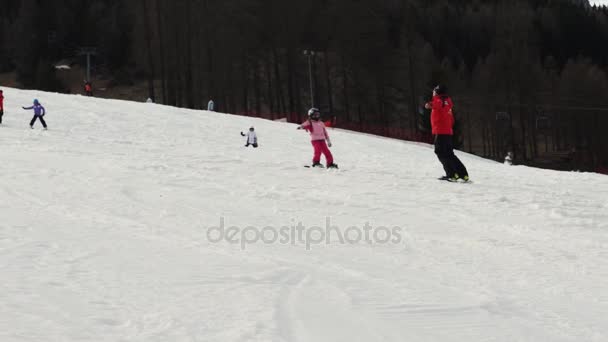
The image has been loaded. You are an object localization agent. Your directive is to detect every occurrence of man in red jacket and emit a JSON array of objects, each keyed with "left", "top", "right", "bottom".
[
  {"left": 0, "top": 89, "right": 4, "bottom": 125},
  {"left": 425, "top": 85, "right": 469, "bottom": 182}
]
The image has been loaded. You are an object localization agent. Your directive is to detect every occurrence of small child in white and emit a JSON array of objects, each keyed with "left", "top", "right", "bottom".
[
  {"left": 241, "top": 127, "right": 258, "bottom": 148},
  {"left": 504, "top": 151, "right": 513, "bottom": 165}
]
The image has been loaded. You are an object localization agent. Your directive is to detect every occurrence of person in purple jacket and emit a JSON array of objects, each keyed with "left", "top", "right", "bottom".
[{"left": 23, "top": 99, "right": 47, "bottom": 129}]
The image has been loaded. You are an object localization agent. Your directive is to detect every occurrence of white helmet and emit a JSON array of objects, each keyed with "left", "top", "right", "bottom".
[{"left": 307, "top": 107, "right": 321, "bottom": 120}]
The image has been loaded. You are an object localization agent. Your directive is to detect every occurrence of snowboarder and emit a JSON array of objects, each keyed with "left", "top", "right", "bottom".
[
  {"left": 425, "top": 85, "right": 469, "bottom": 182},
  {"left": 0, "top": 89, "right": 4, "bottom": 125},
  {"left": 297, "top": 108, "right": 338, "bottom": 168},
  {"left": 241, "top": 127, "right": 258, "bottom": 148},
  {"left": 207, "top": 99, "right": 215, "bottom": 111},
  {"left": 23, "top": 99, "right": 47, "bottom": 130}
]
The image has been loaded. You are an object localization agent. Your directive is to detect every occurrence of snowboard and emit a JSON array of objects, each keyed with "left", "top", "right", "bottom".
[
  {"left": 437, "top": 177, "right": 472, "bottom": 183},
  {"left": 304, "top": 165, "right": 342, "bottom": 171}
]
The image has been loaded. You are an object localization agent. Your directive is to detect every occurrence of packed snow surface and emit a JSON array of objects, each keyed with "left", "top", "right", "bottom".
[{"left": 1, "top": 87, "right": 607, "bottom": 342}]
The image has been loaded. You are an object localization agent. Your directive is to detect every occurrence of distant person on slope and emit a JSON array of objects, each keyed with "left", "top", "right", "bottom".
[
  {"left": 23, "top": 99, "right": 47, "bottom": 130},
  {"left": 425, "top": 85, "right": 468, "bottom": 182},
  {"left": 0, "top": 89, "right": 4, "bottom": 125},
  {"left": 241, "top": 127, "right": 258, "bottom": 148},
  {"left": 84, "top": 81, "right": 93, "bottom": 96},
  {"left": 297, "top": 108, "right": 338, "bottom": 168},
  {"left": 504, "top": 151, "right": 514, "bottom": 166},
  {"left": 207, "top": 99, "right": 214, "bottom": 111}
]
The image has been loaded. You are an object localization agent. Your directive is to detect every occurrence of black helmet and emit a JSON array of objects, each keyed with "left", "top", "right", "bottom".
[
  {"left": 307, "top": 107, "right": 321, "bottom": 120},
  {"left": 433, "top": 85, "right": 447, "bottom": 95}
]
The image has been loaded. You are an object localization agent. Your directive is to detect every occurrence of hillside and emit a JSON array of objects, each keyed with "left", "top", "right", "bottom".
[{"left": 0, "top": 87, "right": 607, "bottom": 342}]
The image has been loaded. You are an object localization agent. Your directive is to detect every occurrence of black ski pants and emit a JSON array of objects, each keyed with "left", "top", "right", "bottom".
[
  {"left": 434, "top": 134, "right": 468, "bottom": 178},
  {"left": 30, "top": 115, "right": 47, "bottom": 128}
]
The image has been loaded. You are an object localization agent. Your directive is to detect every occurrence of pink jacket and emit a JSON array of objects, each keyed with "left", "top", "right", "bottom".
[{"left": 300, "top": 120, "right": 330, "bottom": 141}]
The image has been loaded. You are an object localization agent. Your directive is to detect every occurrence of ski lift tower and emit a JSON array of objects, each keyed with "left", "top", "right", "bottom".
[{"left": 77, "top": 47, "right": 97, "bottom": 82}]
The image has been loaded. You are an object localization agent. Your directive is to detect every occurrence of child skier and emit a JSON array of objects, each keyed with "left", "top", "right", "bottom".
[
  {"left": 0, "top": 89, "right": 4, "bottom": 125},
  {"left": 504, "top": 151, "right": 514, "bottom": 165},
  {"left": 84, "top": 81, "right": 93, "bottom": 97},
  {"left": 23, "top": 99, "right": 47, "bottom": 130},
  {"left": 241, "top": 127, "right": 258, "bottom": 148},
  {"left": 425, "top": 85, "right": 468, "bottom": 182},
  {"left": 297, "top": 108, "right": 338, "bottom": 168}
]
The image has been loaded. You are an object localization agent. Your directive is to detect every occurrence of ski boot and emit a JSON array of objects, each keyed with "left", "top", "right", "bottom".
[{"left": 327, "top": 163, "right": 339, "bottom": 169}]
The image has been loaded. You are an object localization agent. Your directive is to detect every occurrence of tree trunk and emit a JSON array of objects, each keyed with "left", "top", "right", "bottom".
[
  {"left": 286, "top": 47, "right": 296, "bottom": 118},
  {"left": 266, "top": 54, "right": 275, "bottom": 117},
  {"left": 183, "top": 1, "right": 194, "bottom": 108},
  {"left": 155, "top": 0, "right": 167, "bottom": 104},
  {"left": 406, "top": 37, "right": 418, "bottom": 133},
  {"left": 141, "top": 0, "right": 156, "bottom": 102},
  {"left": 254, "top": 57, "right": 261, "bottom": 115},
  {"left": 466, "top": 110, "right": 472, "bottom": 153},
  {"left": 242, "top": 52, "right": 249, "bottom": 114},
  {"left": 341, "top": 53, "right": 350, "bottom": 123},
  {"left": 324, "top": 51, "right": 334, "bottom": 114},
  {"left": 272, "top": 48, "right": 285, "bottom": 115}
]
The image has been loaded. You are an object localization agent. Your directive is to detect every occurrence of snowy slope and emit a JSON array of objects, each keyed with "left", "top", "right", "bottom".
[{"left": 1, "top": 87, "right": 607, "bottom": 342}]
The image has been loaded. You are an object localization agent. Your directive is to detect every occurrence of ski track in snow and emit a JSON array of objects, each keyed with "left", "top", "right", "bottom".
[{"left": 1, "top": 87, "right": 607, "bottom": 341}]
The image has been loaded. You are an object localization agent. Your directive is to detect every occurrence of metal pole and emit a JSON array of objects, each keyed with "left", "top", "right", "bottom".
[
  {"left": 86, "top": 53, "right": 91, "bottom": 82},
  {"left": 308, "top": 54, "right": 314, "bottom": 107},
  {"left": 78, "top": 47, "right": 96, "bottom": 82},
  {"left": 304, "top": 50, "right": 315, "bottom": 108}
]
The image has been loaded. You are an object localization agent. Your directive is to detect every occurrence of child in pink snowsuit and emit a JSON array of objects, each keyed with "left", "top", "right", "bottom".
[{"left": 298, "top": 108, "right": 338, "bottom": 168}]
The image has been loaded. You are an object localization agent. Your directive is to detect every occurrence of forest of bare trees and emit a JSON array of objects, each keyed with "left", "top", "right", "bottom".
[{"left": 1, "top": 0, "right": 607, "bottom": 171}]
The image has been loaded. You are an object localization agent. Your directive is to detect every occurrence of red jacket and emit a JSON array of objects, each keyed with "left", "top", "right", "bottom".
[
  {"left": 0, "top": 93, "right": 4, "bottom": 111},
  {"left": 429, "top": 95, "right": 454, "bottom": 135}
]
